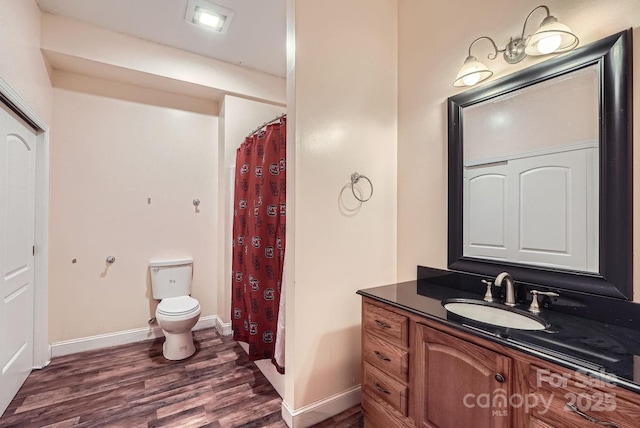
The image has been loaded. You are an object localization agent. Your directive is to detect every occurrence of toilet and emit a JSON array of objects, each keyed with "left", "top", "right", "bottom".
[{"left": 150, "top": 258, "right": 201, "bottom": 360}]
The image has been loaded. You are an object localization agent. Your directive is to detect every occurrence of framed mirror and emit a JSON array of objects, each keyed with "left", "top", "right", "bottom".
[{"left": 448, "top": 29, "right": 633, "bottom": 299}]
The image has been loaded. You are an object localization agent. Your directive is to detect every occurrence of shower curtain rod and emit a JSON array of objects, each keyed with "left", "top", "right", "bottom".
[{"left": 246, "top": 113, "right": 286, "bottom": 138}]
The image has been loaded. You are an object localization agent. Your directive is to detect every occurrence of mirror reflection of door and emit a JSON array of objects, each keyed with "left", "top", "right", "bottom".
[{"left": 462, "top": 64, "right": 599, "bottom": 273}]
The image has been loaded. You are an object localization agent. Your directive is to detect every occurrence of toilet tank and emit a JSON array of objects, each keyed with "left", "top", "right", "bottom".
[{"left": 149, "top": 258, "right": 193, "bottom": 299}]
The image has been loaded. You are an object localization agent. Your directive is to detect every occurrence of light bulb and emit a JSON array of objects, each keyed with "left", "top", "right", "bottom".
[
  {"left": 197, "top": 11, "right": 221, "bottom": 28},
  {"left": 536, "top": 34, "right": 562, "bottom": 54},
  {"left": 454, "top": 56, "right": 492, "bottom": 87},
  {"left": 462, "top": 72, "right": 481, "bottom": 86}
]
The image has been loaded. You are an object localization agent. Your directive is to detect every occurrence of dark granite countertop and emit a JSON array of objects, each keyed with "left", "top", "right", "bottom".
[{"left": 357, "top": 267, "right": 640, "bottom": 395}]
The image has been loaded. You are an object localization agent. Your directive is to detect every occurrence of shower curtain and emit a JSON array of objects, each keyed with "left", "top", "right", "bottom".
[{"left": 231, "top": 117, "right": 286, "bottom": 373}]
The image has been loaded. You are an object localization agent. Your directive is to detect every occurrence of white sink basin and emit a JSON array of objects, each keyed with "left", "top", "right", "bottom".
[{"left": 442, "top": 298, "right": 550, "bottom": 331}]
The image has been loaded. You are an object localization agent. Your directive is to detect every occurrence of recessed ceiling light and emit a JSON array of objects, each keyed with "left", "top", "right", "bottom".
[{"left": 185, "top": 0, "right": 234, "bottom": 34}]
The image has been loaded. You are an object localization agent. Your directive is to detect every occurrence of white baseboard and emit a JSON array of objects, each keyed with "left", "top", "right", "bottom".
[
  {"left": 238, "top": 341, "right": 285, "bottom": 398},
  {"left": 50, "top": 315, "right": 218, "bottom": 358},
  {"left": 281, "top": 386, "right": 361, "bottom": 428},
  {"left": 214, "top": 315, "right": 232, "bottom": 336}
]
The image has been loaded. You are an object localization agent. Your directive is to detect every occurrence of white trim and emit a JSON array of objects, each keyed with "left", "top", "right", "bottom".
[
  {"left": 281, "top": 386, "right": 361, "bottom": 428},
  {"left": 237, "top": 341, "right": 284, "bottom": 398},
  {"left": 0, "top": 77, "right": 48, "bottom": 129},
  {"left": 214, "top": 315, "right": 232, "bottom": 336},
  {"left": 33, "top": 131, "right": 50, "bottom": 368},
  {"left": 0, "top": 76, "right": 50, "bottom": 370},
  {"left": 50, "top": 315, "right": 218, "bottom": 358}
]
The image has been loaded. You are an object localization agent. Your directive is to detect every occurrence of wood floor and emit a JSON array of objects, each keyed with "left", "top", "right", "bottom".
[{"left": 0, "top": 328, "right": 363, "bottom": 428}]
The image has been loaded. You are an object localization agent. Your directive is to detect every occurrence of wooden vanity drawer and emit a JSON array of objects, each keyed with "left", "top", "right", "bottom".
[
  {"left": 362, "top": 390, "right": 414, "bottom": 428},
  {"left": 363, "top": 332, "right": 409, "bottom": 382},
  {"left": 364, "top": 302, "right": 409, "bottom": 346},
  {"left": 363, "top": 361, "right": 408, "bottom": 416},
  {"left": 527, "top": 365, "right": 640, "bottom": 428}
]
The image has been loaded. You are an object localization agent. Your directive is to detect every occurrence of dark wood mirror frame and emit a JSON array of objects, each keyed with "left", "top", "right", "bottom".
[{"left": 448, "top": 29, "right": 633, "bottom": 299}]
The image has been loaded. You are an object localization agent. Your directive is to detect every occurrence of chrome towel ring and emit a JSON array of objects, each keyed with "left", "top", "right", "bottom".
[{"left": 350, "top": 172, "right": 373, "bottom": 202}]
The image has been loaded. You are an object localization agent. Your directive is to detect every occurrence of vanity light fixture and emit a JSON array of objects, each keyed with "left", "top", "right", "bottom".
[
  {"left": 185, "top": 0, "right": 235, "bottom": 34},
  {"left": 453, "top": 5, "right": 578, "bottom": 87}
]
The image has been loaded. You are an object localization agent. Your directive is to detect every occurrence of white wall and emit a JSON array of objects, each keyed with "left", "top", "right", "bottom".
[
  {"left": 48, "top": 72, "right": 218, "bottom": 342},
  {"left": 286, "top": 0, "right": 398, "bottom": 412},
  {"left": 41, "top": 13, "right": 285, "bottom": 106},
  {"left": 397, "top": 0, "right": 640, "bottom": 302},
  {"left": 0, "top": 0, "right": 52, "bottom": 123}
]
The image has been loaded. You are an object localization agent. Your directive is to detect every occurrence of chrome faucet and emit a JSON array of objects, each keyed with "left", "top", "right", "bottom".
[{"left": 494, "top": 272, "right": 516, "bottom": 307}]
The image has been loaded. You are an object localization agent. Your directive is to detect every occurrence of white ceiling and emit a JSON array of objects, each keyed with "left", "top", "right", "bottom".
[{"left": 36, "top": 0, "right": 287, "bottom": 78}]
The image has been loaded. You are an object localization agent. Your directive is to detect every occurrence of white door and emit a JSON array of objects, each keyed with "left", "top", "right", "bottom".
[
  {"left": 464, "top": 163, "right": 508, "bottom": 261},
  {"left": 0, "top": 103, "right": 36, "bottom": 415},
  {"left": 509, "top": 149, "right": 592, "bottom": 271}
]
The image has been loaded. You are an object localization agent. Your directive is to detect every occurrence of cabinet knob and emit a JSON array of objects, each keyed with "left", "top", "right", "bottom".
[{"left": 494, "top": 373, "right": 505, "bottom": 383}]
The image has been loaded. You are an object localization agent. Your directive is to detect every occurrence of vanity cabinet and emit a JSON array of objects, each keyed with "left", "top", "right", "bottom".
[
  {"left": 361, "top": 302, "right": 414, "bottom": 428},
  {"left": 413, "top": 323, "right": 512, "bottom": 427},
  {"left": 360, "top": 297, "right": 640, "bottom": 428},
  {"left": 523, "top": 364, "right": 640, "bottom": 428}
]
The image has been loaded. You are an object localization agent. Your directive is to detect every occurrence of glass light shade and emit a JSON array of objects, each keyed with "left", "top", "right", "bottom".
[
  {"left": 453, "top": 56, "right": 493, "bottom": 87},
  {"left": 525, "top": 16, "right": 578, "bottom": 56}
]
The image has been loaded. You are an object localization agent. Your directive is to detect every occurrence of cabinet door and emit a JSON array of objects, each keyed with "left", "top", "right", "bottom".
[{"left": 413, "top": 323, "right": 512, "bottom": 428}]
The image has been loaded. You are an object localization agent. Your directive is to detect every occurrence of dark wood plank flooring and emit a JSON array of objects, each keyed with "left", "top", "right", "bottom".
[{"left": 0, "top": 328, "right": 362, "bottom": 428}]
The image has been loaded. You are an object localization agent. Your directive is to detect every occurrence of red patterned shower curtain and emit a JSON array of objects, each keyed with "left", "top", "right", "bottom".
[{"left": 231, "top": 118, "right": 286, "bottom": 373}]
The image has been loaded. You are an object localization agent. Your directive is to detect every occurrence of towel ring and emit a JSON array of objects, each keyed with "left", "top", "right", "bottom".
[{"left": 351, "top": 172, "right": 373, "bottom": 202}]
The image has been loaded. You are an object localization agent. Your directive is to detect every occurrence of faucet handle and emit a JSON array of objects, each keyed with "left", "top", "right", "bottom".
[
  {"left": 529, "top": 290, "right": 559, "bottom": 314},
  {"left": 481, "top": 279, "right": 493, "bottom": 302}
]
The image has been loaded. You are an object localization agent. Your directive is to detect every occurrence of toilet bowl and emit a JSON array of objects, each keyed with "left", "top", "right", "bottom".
[
  {"left": 155, "top": 295, "right": 201, "bottom": 360},
  {"left": 149, "top": 258, "right": 201, "bottom": 360}
]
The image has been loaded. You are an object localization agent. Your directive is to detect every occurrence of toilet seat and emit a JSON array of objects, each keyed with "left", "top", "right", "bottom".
[{"left": 157, "top": 296, "right": 200, "bottom": 317}]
